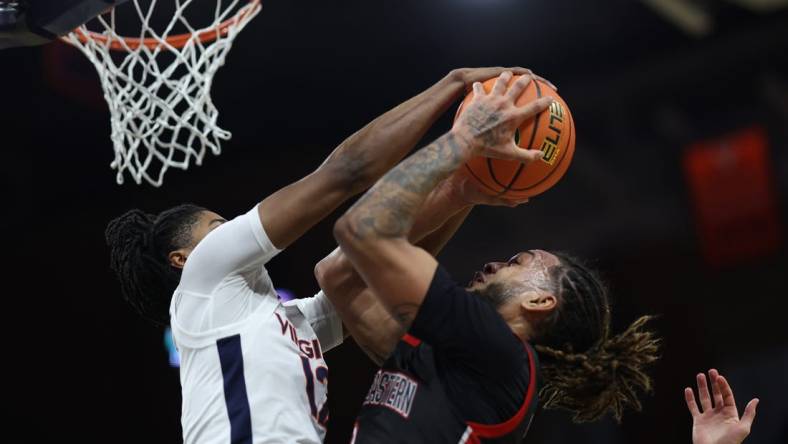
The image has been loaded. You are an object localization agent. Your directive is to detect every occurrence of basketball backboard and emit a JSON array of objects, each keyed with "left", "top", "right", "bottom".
[{"left": 0, "top": 1, "right": 128, "bottom": 49}]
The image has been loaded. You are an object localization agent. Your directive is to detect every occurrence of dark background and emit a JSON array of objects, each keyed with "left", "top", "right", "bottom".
[{"left": 3, "top": 0, "right": 788, "bottom": 443}]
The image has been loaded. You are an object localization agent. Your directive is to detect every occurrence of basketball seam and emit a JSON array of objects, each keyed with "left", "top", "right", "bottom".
[
  {"left": 487, "top": 158, "right": 509, "bottom": 188},
  {"left": 507, "top": 105, "right": 574, "bottom": 192},
  {"left": 501, "top": 79, "right": 542, "bottom": 195},
  {"left": 464, "top": 164, "right": 504, "bottom": 194}
]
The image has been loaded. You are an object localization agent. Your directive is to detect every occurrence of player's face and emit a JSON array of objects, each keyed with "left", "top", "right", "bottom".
[
  {"left": 190, "top": 210, "right": 227, "bottom": 246},
  {"left": 466, "top": 250, "right": 561, "bottom": 294}
]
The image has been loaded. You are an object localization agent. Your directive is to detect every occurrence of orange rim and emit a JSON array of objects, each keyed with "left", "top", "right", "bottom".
[{"left": 68, "top": 0, "right": 261, "bottom": 51}]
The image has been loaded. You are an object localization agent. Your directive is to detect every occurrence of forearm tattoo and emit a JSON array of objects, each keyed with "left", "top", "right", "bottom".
[
  {"left": 346, "top": 131, "right": 468, "bottom": 239},
  {"left": 462, "top": 103, "right": 509, "bottom": 148}
]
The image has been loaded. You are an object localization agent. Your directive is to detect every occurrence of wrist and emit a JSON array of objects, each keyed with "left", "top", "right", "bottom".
[
  {"left": 448, "top": 128, "right": 481, "bottom": 157},
  {"left": 446, "top": 69, "right": 466, "bottom": 88},
  {"left": 437, "top": 70, "right": 467, "bottom": 102}
]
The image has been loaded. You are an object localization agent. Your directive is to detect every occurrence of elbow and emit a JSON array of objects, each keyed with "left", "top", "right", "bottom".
[
  {"left": 332, "top": 213, "right": 383, "bottom": 266},
  {"left": 314, "top": 255, "right": 339, "bottom": 295},
  {"left": 314, "top": 248, "right": 366, "bottom": 305}
]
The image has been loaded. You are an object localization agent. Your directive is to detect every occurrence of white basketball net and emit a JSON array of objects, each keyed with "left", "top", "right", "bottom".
[{"left": 62, "top": 0, "right": 262, "bottom": 186}]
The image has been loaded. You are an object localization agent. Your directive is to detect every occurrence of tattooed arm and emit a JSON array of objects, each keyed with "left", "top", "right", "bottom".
[
  {"left": 316, "top": 165, "right": 521, "bottom": 350},
  {"left": 317, "top": 179, "right": 480, "bottom": 364},
  {"left": 333, "top": 72, "right": 553, "bottom": 328},
  {"left": 258, "top": 67, "right": 533, "bottom": 250}
]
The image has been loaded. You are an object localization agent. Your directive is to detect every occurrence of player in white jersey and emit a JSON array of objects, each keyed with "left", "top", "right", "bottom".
[{"left": 104, "top": 67, "right": 531, "bottom": 444}]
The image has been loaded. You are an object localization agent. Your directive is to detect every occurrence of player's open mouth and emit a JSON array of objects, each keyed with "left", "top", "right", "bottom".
[{"left": 470, "top": 271, "right": 486, "bottom": 286}]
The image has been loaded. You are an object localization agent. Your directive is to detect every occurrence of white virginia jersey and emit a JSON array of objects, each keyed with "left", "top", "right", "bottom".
[{"left": 169, "top": 205, "right": 344, "bottom": 444}]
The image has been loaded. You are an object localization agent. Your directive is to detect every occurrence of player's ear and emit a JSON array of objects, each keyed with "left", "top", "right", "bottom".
[
  {"left": 168, "top": 249, "right": 189, "bottom": 269},
  {"left": 520, "top": 291, "right": 557, "bottom": 317}
]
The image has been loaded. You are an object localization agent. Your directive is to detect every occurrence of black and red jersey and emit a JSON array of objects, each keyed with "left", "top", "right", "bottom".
[{"left": 351, "top": 266, "right": 540, "bottom": 444}]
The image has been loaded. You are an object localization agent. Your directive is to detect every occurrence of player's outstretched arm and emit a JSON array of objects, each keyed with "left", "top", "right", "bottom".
[
  {"left": 257, "top": 67, "right": 534, "bottom": 250},
  {"left": 685, "top": 369, "right": 759, "bottom": 444},
  {"left": 333, "top": 72, "right": 551, "bottom": 327}
]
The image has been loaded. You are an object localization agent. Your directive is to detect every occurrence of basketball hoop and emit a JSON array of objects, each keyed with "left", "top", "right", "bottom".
[{"left": 62, "top": 0, "right": 262, "bottom": 186}]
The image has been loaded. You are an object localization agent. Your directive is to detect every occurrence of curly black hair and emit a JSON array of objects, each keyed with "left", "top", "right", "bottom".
[
  {"left": 532, "top": 253, "right": 660, "bottom": 423},
  {"left": 105, "top": 204, "right": 206, "bottom": 325}
]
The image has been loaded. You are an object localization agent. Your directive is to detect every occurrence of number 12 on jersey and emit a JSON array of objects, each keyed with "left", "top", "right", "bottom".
[{"left": 300, "top": 356, "right": 329, "bottom": 426}]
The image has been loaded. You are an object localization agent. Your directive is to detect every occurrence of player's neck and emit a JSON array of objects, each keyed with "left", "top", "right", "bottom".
[{"left": 498, "top": 310, "right": 533, "bottom": 342}]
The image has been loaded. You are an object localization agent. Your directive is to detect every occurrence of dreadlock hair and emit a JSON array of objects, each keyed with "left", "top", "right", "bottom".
[
  {"left": 531, "top": 253, "right": 660, "bottom": 423},
  {"left": 105, "top": 204, "right": 206, "bottom": 325}
]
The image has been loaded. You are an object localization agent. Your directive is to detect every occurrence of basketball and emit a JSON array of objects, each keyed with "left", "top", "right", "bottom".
[{"left": 454, "top": 75, "right": 576, "bottom": 199}]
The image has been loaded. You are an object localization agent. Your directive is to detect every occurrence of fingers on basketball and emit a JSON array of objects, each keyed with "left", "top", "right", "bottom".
[
  {"left": 506, "top": 74, "right": 534, "bottom": 101},
  {"left": 507, "top": 67, "right": 533, "bottom": 76},
  {"left": 516, "top": 145, "right": 545, "bottom": 164},
  {"left": 516, "top": 96, "right": 554, "bottom": 122},
  {"left": 456, "top": 73, "right": 575, "bottom": 200},
  {"left": 485, "top": 143, "right": 541, "bottom": 164},
  {"left": 491, "top": 71, "right": 514, "bottom": 95},
  {"left": 534, "top": 74, "right": 557, "bottom": 91},
  {"left": 472, "top": 81, "right": 486, "bottom": 98}
]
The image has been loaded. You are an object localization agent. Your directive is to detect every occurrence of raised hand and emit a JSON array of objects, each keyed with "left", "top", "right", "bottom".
[
  {"left": 452, "top": 72, "right": 553, "bottom": 165},
  {"left": 685, "top": 369, "right": 759, "bottom": 444},
  {"left": 451, "top": 67, "right": 557, "bottom": 92}
]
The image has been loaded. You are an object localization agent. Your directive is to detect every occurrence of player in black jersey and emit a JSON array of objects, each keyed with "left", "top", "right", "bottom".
[{"left": 321, "top": 72, "right": 661, "bottom": 443}]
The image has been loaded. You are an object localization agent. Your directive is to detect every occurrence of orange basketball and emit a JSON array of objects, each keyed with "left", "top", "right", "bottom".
[{"left": 454, "top": 75, "right": 576, "bottom": 199}]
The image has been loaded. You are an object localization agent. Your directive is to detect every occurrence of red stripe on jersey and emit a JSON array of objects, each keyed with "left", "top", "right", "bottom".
[
  {"left": 401, "top": 334, "right": 422, "bottom": 347},
  {"left": 466, "top": 342, "right": 537, "bottom": 439}
]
